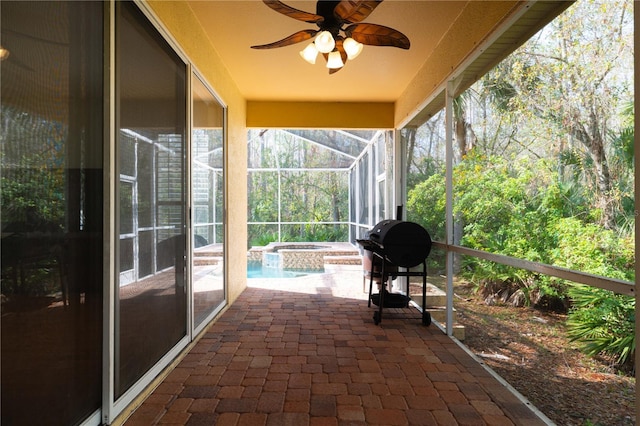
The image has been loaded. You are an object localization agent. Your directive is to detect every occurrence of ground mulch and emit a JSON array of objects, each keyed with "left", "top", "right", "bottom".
[{"left": 452, "top": 282, "right": 635, "bottom": 426}]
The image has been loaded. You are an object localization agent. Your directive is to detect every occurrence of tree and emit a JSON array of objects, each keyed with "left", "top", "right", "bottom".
[
  {"left": 247, "top": 129, "right": 352, "bottom": 244},
  {"left": 405, "top": 0, "right": 635, "bottom": 368},
  {"left": 502, "top": 0, "right": 633, "bottom": 229}
]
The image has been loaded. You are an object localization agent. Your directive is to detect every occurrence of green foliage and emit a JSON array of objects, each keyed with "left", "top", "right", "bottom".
[
  {"left": 406, "top": 173, "right": 446, "bottom": 242},
  {"left": 281, "top": 224, "right": 348, "bottom": 243},
  {"left": 406, "top": 151, "right": 634, "bottom": 302},
  {"left": 454, "top": 153, "right": 543, "bottom": 254},
  {"left": 1, "top": 107, "right": 66, "bottom": 229},
  {"left": 406, "top": 156, "right": 441, "bottom": 191},
  {"left": 248, "top": 224, "right": 349, "bottom": 248},
  {"left": 248, "top": 224, "right": 279, "bottom": 247},
  {"left": 567, "top": 284, "right": 635, "bottom": 367},
  {"left": 1, "top": 171, "right": 64, "bottom": 229},
  {"left": 550, "top": 218, "right": 634, "bottom": 282},
  {"left": 608, "top": 101, "right": 636, "bottom": 233}
]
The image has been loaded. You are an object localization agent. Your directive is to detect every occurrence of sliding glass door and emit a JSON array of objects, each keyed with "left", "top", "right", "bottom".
[
  {"left": 1, "top": 2, "right": 104, "bottom": 424},
  {"left": 192, "top": 74, "right": 226, "bottom": 330},
  {"left": 115, "top": 1, "right": 188, "bottom": 399}
]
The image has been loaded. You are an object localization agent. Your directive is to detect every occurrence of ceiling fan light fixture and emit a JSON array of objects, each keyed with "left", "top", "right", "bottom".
[
  {"left": 300, "top": 43, "right": 319, "bottom": 64},
  {"left": 314, "top": 31, "right": 335, "bottom": 54},
  {"left": 252, "top": 0, "right": 410, "bottom": 74},
  {"left": 343, "top": 38, "right": 363, "bottom": 60},
  {"left": 326, "top": 50, "right": 344, "bottom": 69},
  {"left": 0, "top": 46, "right": 9, "bottom": 61}
]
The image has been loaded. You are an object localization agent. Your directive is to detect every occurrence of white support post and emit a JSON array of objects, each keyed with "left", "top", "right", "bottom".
[
  {"left": 392, "top": 129, "right": 409, "bottom": 293},
  {"left": 444, "top": 81, "right": 455, "bottom": 337},
  {"left": 393, "top": 129, "right": 406, "bottom": 220}
]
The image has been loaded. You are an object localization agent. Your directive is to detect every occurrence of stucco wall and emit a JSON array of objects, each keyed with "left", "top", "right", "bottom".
[
  {"left": 146, "top": 0, "right": 248, "bottom": 305},
  {"left": 247, "top": 101, "right": 395, "bottom": 129}
]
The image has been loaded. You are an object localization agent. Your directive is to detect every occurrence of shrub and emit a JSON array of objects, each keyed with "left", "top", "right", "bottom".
[
  {"left": 549, "top": 217, "right": 634, "bottom": 282},
  {"left": 567, "top": 284, "right": 635, "bottom": 368},
  {"left": 407, "top": 151, "right": 635, "bottom": 368},
  {"left": 406, "top": 173, "right": 446, "bottom": 242}
]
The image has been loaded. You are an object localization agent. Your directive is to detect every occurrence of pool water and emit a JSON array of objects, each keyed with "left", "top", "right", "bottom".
[{"left": 247, "top": 265, "right": 324, "bottom": 279}]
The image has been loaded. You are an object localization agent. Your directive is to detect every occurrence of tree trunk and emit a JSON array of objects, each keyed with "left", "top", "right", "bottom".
[
  {"left": 571, "top": 111, "right": 615, "bottom": 229},
  {"left": 452, "top": 98, "right": 477, "bottom": 273},
  {"left": 455, "top": 113, "right": 468, "bottom": 162},
  {"left": 331, "top": 177, "right": 341, "bottom": 232},
  {"left": 405, "top": 127, "right": 417, "bottom": 173}
]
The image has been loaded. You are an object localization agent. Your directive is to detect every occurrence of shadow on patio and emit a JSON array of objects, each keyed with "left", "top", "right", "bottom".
[{"left": 124, "top": 265, "right": 550, "bottom": 425}]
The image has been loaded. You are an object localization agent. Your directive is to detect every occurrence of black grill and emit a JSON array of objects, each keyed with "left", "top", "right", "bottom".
[
  {"left": 365, "top": 220, "right": 431, "bottom": 268},
  {"left": 357, "top": 220, "right": 432, "bottom": 326}
]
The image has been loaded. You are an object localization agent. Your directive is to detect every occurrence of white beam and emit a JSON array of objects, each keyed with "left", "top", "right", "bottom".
[{"left": 444, "top": 81, "right": 455, "bottom": 337}]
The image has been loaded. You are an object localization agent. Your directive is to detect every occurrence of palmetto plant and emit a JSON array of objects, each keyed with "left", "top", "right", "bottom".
[{"left": 566, "top": 284, "right": 635, "bottom": 368}]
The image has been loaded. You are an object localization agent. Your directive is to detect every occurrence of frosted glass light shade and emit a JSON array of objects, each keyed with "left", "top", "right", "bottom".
[
  {"left": 314, "top": 31, "right": 335, "bottom": 54},
  {"left": 326, "top": 50, "right": 344, "bottom": 69},
  {"left": 343, "top": 38, "right": 363, "bottom": 60},
  {"left": 299, "top": 43, "right": 318, "bottom": 64}
]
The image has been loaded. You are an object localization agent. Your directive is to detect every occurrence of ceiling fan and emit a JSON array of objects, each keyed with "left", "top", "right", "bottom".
[{"left": 251, "top": 0, "right": 410, "bottom": 73}]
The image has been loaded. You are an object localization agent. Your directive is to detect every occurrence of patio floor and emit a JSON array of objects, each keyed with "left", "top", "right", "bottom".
[{"left": 123, "top": 265, "right": 551, "bottom": 426}]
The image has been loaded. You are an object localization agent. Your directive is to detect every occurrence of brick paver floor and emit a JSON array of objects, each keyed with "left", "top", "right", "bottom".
[{"left": 124, "top": 266, "right": 550, "bottom": 426}]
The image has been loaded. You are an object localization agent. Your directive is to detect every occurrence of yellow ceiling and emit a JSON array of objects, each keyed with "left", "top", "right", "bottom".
[
  {"left": 185, "top": 0, "right": 571, "bottom": 120},
  {"left": 187, "top": 1, "right": 470, "bottom": 102}
]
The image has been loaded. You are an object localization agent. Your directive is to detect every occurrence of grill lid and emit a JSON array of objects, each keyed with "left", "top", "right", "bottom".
[{"left": 367, "top": 220, "right": 431, "bottom": 267}]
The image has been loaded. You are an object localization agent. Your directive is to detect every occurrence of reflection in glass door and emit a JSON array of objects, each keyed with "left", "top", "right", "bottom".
[
  {"left": 1, "top": 2, "right": 104, "bottom": 424},
  {"left": 115, "top": 1, "right": 187, "bottom": 399},
  {"left": 119, "top": 175, "right": 135, "bottom": 285},
  {"left": 192, "top": 74, "right": 226, "bottom": 330}
]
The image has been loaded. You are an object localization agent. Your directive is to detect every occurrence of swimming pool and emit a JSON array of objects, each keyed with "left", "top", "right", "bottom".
[{"left": 246, "top": 264, "right": 324, "bottom": 279}]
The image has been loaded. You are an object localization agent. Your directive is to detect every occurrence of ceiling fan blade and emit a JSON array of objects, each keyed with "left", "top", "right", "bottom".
[
  {"left": 334, "top": 0, "right": 382, "bottom": 24},
  {"left": 262, "top": 0, "right": 324, "bottom": 24},
  {"left": 335, "top": 39, "right": 348, "bottom": 63},
  {"left": 251, "top": 29, "right": 318, "bottom": 49},
  {"left": 345, "top": 23, "right": 410, "bottom": 49}
]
